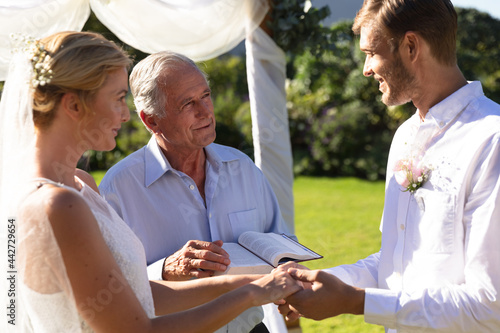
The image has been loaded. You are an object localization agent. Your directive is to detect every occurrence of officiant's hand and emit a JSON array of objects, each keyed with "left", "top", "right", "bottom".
[{"left": 162, "top": 240, "right": 230, "bottom": 280}]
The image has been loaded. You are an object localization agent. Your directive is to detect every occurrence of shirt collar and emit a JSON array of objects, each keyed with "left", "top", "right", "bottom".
[
  {"left": 423, "top": 81, "right": 484, "bottom": 129},
  {"left": 144, "top": 138, "right": 239, "bottom": 187},
  {"left": 204, "top": 143, "right": 240, "bottom": 165},
  {"left": 144, "top": 137, "right": 173, "bottom": 187}
]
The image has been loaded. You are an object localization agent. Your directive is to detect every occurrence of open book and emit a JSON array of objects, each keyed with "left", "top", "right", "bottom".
[{"left": 216, "top": 231, "right": 322, "bottom": 275}]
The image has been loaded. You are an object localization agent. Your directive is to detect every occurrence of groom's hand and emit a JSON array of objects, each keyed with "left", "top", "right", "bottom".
[
  {"left": 283, "top": 268, "right": 365, "bottom": 320},
  {"left": 275, "top": 262, "right": 311, "bottom": 321},
  {"left": 161, "top": 240, "right": 230, "bottom": 280}
]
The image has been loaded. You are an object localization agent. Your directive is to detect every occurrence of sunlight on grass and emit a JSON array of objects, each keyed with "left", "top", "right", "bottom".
[{"left": 293, "top": 177, "right": 385, "bottom": 333}]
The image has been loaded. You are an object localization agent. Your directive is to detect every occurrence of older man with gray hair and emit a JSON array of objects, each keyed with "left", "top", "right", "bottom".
[{"left": 99, "top": 51, "right": 292, "bottom": 333}]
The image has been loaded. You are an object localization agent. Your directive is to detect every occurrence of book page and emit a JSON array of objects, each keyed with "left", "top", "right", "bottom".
[
  {"left": 271, "top": 234, "right": 322, "bottom": 259},
  {"left": 238, "top": 232, "right": 320, "bottom": 266},
  {"left": 215, "top": 243, "right": 272, "bottom": 275},
  {"left": 223, "top": 243, "right": 268, "bottom": 267}
]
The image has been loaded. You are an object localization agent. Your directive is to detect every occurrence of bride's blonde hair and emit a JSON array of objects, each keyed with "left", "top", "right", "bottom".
[{"left": 32, "top": 31, "right": 132, "bottom": 128}]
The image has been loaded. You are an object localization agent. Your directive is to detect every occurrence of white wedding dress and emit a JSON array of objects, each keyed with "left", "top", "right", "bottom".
[{"left": 18, "top": 177, "right": 155, "bottom": 332}]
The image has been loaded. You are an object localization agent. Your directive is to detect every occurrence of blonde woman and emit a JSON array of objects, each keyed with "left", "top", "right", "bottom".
[{"left": 0, "top": 31, "right": 301, "bottom": 332}]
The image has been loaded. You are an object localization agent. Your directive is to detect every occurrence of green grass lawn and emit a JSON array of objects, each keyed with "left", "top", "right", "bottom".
[
  {"left": 293, "top": 177, "right": 385, "bottom": 333},
  {"left": 91, "top": 170, "right": 106, "bottom": 185},
  {"left": 91, "top": 172, "right": 385, "bottom": 332}
]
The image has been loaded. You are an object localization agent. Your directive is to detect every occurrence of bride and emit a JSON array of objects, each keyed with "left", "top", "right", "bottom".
[{"left": 0, "top": 31, "right": 301, "bottom": 332}]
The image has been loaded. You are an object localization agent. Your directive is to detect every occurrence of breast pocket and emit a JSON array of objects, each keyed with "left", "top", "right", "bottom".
[
  {"left": 228, "top": 208, "right": 259, "bottom": 239},
  {"left": 412, "top": 189, "right": 456, "bottom": 254}
]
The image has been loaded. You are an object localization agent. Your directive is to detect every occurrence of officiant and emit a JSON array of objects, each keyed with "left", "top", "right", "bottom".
[{"left": 99, "top": 51, "right": 292, "bottom": 333}]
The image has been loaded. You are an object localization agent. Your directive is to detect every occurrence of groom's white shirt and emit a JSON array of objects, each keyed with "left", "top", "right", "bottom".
[{"left": 326, "top": 81, "right": 500, "bottom": 332}]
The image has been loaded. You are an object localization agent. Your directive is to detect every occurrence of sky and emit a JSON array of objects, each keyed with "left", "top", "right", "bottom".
[
  {"left": 317, "top": 0, "right": 500, "bottom": 26},
  {"left": 451, "top": 0, "right": 500, "bottom": 19}
]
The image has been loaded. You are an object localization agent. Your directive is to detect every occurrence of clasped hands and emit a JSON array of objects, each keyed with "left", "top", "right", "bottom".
[
  {"left": 274, "top": 262, "right": 366, "bottom": 321},
  {"left": 162, "top": 240, "right": 364, "bottom": 320}
]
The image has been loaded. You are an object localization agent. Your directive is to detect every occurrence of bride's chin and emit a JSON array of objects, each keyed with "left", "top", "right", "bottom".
[{"left": 94, "top": 142, "right": 117, "bottom": 152}]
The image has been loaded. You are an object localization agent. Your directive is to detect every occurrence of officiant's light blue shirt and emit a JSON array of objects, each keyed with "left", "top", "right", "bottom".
[{"left": 99, "top": 137, "right": 291, "bottom": 279}]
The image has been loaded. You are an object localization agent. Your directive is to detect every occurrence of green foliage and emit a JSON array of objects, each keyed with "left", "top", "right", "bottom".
[
  {"left": 199, "top": 56, "right": 253, "bottom": 154},
  {"left": 287, "top": 8, "right": 500, "bottom": 180},
  {"left": 287, "top": 21, "right": 413, "bottom": 180},
  {"left": 4, "top": 7, "right": 497, "bottom": 179},
  {"left": 268, "top": 0, "right": 334, "bottom": 56},
  {"left": 456, "top": 8, "right": 500, "bottom": 103}
]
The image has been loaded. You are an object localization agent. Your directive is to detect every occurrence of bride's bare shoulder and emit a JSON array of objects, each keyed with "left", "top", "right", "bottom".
[{"left": 21, "top": 184, "right": 92, "bottom": 230}]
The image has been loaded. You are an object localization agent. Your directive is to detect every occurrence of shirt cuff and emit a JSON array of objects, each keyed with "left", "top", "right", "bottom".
[
  {"left": 322, "top": 266, "right": 354, "bottom": 286},
  {"left": 364, "top": 287, "right": 399, "bottom": 329},
  {"left": 147, "top": 258, "right": 165, "bottom": 280}
]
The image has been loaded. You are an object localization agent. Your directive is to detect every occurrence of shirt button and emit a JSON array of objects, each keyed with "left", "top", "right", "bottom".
[
  {"left": 189, "top": 185, "right": 195, "bottom": 190},
  {"left": 400, "top": 224, "right": 405, "bottom": 231},
  {"left": 209, "top": 213, "right": 212, "bottom": 218}
]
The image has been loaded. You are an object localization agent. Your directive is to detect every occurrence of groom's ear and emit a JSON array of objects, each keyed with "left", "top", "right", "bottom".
[{"left": 60, "top": 92, "right": 83, "bottom": 120}]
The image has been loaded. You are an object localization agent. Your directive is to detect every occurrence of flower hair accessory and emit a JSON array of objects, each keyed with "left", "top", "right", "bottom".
[
  {"left": 393, "top": 154, "right": 431, "bottom": 194},
  {"left": 10, "top": 33, "right": 53, "bottom": 88}
]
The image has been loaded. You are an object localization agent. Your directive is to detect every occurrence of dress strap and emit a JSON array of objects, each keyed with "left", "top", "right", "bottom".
[
  {"left": 31, "top": 177, "right": 65, "bottom": 189},
  {"left": 30, "top": 178, "right": 81, "bottom": 193}
]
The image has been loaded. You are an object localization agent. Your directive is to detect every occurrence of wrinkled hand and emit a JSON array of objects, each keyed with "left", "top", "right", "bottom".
[
  {"left": 283, "top": 268, "right": 365, "bottom": 321},
  {"left": 162, "top": 240, "right": 230, "bottom": 280},
  {"left": 250, "top": 269, "right": 304, "bottom": 306}
]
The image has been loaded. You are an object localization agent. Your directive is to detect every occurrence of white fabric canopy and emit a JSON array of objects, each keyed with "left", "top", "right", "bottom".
[
  {"left": 246, "top": 27, "right": 295, "bottom": 233},
  {"left": 90, "top": 0, "right": 269, "bottom": 61},
  {"left": 0, "top": 2, "right": 295, "bottom": 330},
  {"left": 0, "top": 0, "right": 269, "bottom": 79},
  {"left": 0, "top": 0, "right": 91, "bottom": 80}
]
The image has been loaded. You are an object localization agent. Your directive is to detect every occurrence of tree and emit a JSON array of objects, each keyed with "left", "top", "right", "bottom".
[
  {"left": 456, "top": 8, "right": 500, "bottom": 103},
  {"left": 286, "top": 8, "right": 500, "bottom": 180},
  {"left": 3, "top": 6, "right": 498, "bottom": 178},
  {"left": 286, "top": 20, "right": 406, "bottom": 180}
]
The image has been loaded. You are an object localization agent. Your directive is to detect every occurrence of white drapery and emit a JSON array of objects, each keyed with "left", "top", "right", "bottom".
[
  {"left": 0, "top": 0, "right": 269, "bottom": 77},
  {"left": 246, "top": 27, "right": 294, "bottom": 233},
  {"left": 0, "top": 2, "right": 294, "bottom": 330},
  {"left": 0, "top": 0, "right": 295, "bottom": 231}
]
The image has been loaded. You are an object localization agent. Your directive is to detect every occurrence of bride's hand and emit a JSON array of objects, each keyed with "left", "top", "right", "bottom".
[
  {"left": 249, "top": 269, "right": 303, "bottom": 306},
  {"left": 274, "top": 262, "right": 309, "bottom": 271},
  {"left": 273, "top": 262, "right": 313, "bottom": 290}
]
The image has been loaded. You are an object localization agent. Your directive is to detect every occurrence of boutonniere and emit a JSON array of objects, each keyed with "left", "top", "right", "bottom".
[{"left": 393, "top": 155, "right": 431, "bottom": 194}]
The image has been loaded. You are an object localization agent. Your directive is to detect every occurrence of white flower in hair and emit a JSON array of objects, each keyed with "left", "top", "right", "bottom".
[{"left": 10, "top": 32, "right": 54, "bottom": 88}]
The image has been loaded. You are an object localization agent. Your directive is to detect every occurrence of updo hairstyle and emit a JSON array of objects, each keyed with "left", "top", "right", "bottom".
[{"left": 32, "top": 31, "right": 132, "bottom": 128}]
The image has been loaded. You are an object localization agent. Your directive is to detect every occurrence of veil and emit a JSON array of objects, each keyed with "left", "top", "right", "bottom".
[
  {"left": 0, "top": 41, "right": 35, "bottom": 333},
  {"left": 0, "top": 37, "right": 83, "bottom": 332}
]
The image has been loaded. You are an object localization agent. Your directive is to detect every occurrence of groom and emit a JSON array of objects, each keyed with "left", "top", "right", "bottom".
[{"left": 280, "top": 0, "right": 500, "bottom": 332}]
